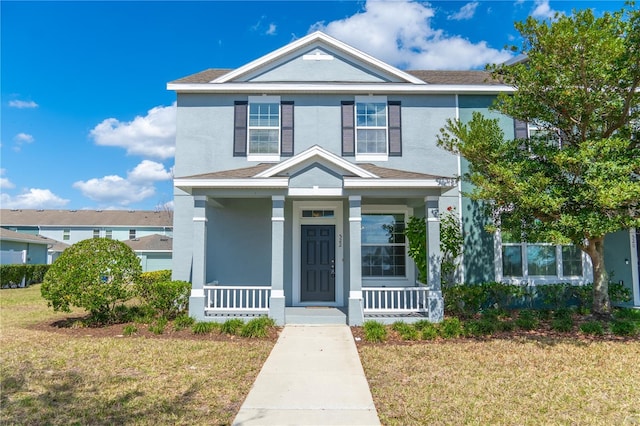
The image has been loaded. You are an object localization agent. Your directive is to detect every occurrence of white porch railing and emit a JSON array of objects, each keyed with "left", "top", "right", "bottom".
[
  {"left": 362, "top": 286, "right": 429, "bottom": 314},
  {"left": 204, "top": 285, "right": 271, "bottom": 315}
]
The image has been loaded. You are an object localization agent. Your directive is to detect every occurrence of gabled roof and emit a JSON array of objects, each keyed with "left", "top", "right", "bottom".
[
  {"left": 0, "top": 228, "right": 60, "bottom": 247},
  {"left": 174, "top": 145, "right": 455, "bottom": 192},
  {"left": 123, "top": 234, "right": 172, "bottom": 252},
  {"left": 0, "top": 209, "right": 173, "bottom": 227}
]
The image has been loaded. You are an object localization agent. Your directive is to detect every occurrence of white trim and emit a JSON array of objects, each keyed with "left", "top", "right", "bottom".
[
  {"left": 349, "top": 291, "right": 363, "bottom": 299},
  {"left": 288, "top": 187, "right": 343, "bottom": 196},
  {"left": 292, "top": 200, "right": 344, "bottom": 307},
  {"left": 191, "top": 289, "right": 205, "bottom": 297},
  {"left": 455, "top": 94, "right": 465, "bottom": 285},
  {"left": 344, "top": 178, "right": 450, "bottom": 188},
  {"left": 209, "top": 32, "right": 425, "bottom": 85},
  {"left": 168, "top": 82, "right": 515, "bottom": 95},
  {"left": 193, "top": 217, "right": 208, "bottom": 222},
  {"left": 630, "top": 228, "right": 639, "bottom": 306},
  {"left": 271, "top": 289, "right": 285, "bottom": 298},
  {"left": 271, "top": 217, "right": 285, "bottom": 222},
  {"left": 255, "top": 145, "right": 378, "bottom": 178},
  {"left": 247, "top": 155, "right": 281, "bottom": 163},
  {"left": 355, "top": 153, "right": 389, "bottom": 162},
  {"left": 349, "top": 217, "right": 362, "bottom": 222},
  {"left": 174, "top": 178, "right": 288, "bottom": 189}
]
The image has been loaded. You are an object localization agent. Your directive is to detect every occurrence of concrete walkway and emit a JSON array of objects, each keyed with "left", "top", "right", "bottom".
[{"left": 232, "top": 325, "right": 381, "bottom": 426}]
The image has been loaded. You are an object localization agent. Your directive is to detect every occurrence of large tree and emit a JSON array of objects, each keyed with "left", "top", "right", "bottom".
[{"left": 437, "top": 4, "right": 640, "bottom": 316}]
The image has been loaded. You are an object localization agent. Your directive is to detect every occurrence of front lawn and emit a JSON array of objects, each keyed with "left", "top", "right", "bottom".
[{"left": 0, "top": 285, "right": 275, "bottom": 425}]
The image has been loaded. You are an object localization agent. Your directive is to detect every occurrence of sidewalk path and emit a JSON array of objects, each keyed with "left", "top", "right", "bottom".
[{"left": 232, "top": 325, "right": 381, "bottom": 426}]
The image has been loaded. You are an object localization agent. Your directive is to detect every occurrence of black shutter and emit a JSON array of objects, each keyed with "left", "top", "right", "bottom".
[
  {"left": 514, "top": 119, "right": 528, "bottom": 139},
  {"left": 281, "top": 101, "right": 294, "bottom": 157},
  {"left": 388, "top": 101, "right": 402, "bottom": 156},
  {"left": 233, "top": 101, "right": 248, "bottom": 157},
  {"left": 341, "top": 101, "right": 355, "bottom": 156}
]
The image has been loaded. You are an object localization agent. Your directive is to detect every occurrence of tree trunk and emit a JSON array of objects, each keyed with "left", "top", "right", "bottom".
[{"left": 584, "top": 237, "right": 611, "bottom": 317}]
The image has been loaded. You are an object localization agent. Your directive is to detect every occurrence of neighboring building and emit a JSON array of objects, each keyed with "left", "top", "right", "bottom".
[
  {"left": 0, "top": 209, "right": 173, "bottom": 245},
  {"left": 0, "top": 228, "right": 54, "bottom": 265},
  {"left": 168, "top": 32, "right": 639, "bottom": 325},
  {"left": 123, "top": 234, "right": 173, "bottom": 272}
]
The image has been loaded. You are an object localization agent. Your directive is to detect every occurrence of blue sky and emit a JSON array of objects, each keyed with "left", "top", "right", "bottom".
[{"left": 1, "top": 0, "right": 629, "bottom": 211}]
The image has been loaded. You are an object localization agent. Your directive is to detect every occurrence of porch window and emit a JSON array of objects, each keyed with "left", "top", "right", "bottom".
[{"left": 361, "top": 213, "right": 406, "bottom": 277}]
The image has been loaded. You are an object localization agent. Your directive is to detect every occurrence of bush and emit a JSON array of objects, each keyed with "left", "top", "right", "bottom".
[
  {"left": 192, "top": 321, "right": 218, "bottom": 334},
  {"left": 420, "top": 323, "right": 439, "bottom": 340},
  {"left": 136, "top": 280, "right": 191, "bottom": 319},
  {"left": 30, "top": 264, "right": 50, "bottom": 284},
  {"left": 515, "top": 310, "right": 539, "bottom": 331},
  {"left": 173, "top": 314, "right": 195, "bottom": 331},
  {"left": 614, "top": 308, "right": 640, "bottom": 321},
  {"left": 611, "top": 319, "right": 637, "bottom": 336},
  {"left": 221, "top": 318, "right": 245, "bottom": 335},
  {"left": 551, "top": 317, "right": 574, "bottom": 332},
  {"left": 580, "top": 320, "right": 604, "bottom": 336},
  {"left": 464, "top": 318, "right": 496, "bottom": 337},
  {"left": 392, "top": 322, "right": 419, "bottom": 340},
  {"left": 363, "top": 321, "right": 387, "bottom": 342},
  {"left": 123, "top": 324, "right": 138, "bottom": 336},
  {"left": 240, "top": 317, "right": 275, "bottom": 338},
  {"left": 137, "top": 270, "right": 172, "bottom": 288},
  {"left": 148, "top": 317, "right": 168, "bottom": 335},
  {"left": 41, "top": 238, "right": 141, "bottom": 323},
  {"left": 0, "top": 265, "right": 26, "bottom": 288},
  {"left": 439, "top": 317, "right": 464, "bottom": 339}
]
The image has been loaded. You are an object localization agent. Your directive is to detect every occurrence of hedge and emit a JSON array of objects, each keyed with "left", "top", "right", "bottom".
[{"left": 0, "top": 264, "right": 50, "bottom": 288}]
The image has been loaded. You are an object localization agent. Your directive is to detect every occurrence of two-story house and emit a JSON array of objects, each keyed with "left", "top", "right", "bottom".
[{"left": 168, "top": 32, "right": 639, "bottom": 326}]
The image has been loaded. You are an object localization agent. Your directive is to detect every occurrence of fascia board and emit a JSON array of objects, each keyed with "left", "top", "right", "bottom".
[
  {"left": 167, "top": 82, "right": 515, "bottom": 95},
  {"left": 255, "top": 146, "right": 378, "bottom": 178},
  {"left": 211, "top": 31, "right": 425, "bottom": 85},
  {"left": 343, "top": 178, "right": 455, "bottom": 188},
  {"left": 173, "top": 178, "right": 289, "bottom": 189}
]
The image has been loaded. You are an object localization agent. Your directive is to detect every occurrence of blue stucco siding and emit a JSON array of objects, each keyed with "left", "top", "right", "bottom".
[{"left": 604, "top": 230, "right": 635, "bottom": 305}]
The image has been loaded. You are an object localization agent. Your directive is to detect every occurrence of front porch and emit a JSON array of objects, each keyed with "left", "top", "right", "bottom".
[{"left": 200, "top": 284, "right": 443, "bottom": 325}]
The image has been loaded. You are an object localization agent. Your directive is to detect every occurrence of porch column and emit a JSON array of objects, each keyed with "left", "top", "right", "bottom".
[
  {"left": 348, "top": 195, "right": 364, "bottom": 326},
  {"left": 425, "top": 196, "right": 444, "bottom": 322},
  {"left": 269, "top": 195, "right": 286, "bottom": 325},
  {"left": 189, "top": 195, "right": 208, "bottom": 320}
]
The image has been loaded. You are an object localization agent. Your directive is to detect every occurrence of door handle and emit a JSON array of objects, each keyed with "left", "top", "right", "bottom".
[{"left": 330, "top": 259, "right": 335, "bottom": 278}]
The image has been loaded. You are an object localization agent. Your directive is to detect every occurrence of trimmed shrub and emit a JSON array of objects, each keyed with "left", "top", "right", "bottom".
[
  {"left": 192, "top": 321, "right": 218, "bottom": 334},
  {"left": 392, "top": 322, "right": 419, "bottom": 340},
  {"left": 611, "top": 319, "right": 637, "bottom": 336},
  {"left": 173, "top": 314, "right": 196, "bottom": 331},
  {"left": 149, "top": 317, "right": 168, "bottom": 335},
  {"left": 363, "top": 321, "right": 387, "bottom": 343},
  {"left": 614, "top": 308, "right": 640, "bottom": 322},
  {"left": 41, "top": 238, "right": 141, "bottom": 323},
  {"left": 465, "top": 318, "right": 496, "bottom": 337},
  {"left": 420, "top": 323, "right": 439, "bottom": 340},
  {"left": 0, "top": 265, "right": 26, "bottom": 288},
  {"left": 515, "top": 310, "right": 539, "bottom": 331},
  {"left": 136, "top": 280, "right": 191, "bottom": 319},
  {"left": 137, "top": 270, "right": 172, "bottom": 289}
]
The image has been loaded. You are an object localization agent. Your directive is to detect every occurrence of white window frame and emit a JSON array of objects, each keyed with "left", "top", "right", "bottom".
[
  {"left": 361, "top": 205, "right": 414, "bottom": 286},
  {"left": 247, "top": 95, "right": 281, "bottom": 162},
  {"left": 355, "top": 96, "right": 388, "bottom": 162},
  {"left": 495, "top": 230, "right": 593, "bottom": 285}
]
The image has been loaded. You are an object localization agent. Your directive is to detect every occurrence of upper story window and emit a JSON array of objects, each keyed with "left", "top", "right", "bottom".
[
  {"left": 129, "top": 229, "right": 136, "bottom": 240},
  {"left": 93, "top": 229, "right": 100, "bottom": 239},
  {"left": 105, "top": 229, "right": 113, "bottom": 239},
  {"left": 63, "top": 229, "right": 70, "bottom": 241},
  {"left": 342, "top": 97, "right": 401, "bottom": 161},
  {"left": 234, "top": 97, "right": 294, "bottom": 161}
]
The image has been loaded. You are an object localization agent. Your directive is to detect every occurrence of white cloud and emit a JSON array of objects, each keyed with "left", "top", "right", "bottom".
[
  {"left": 14, "top": 133, "right": 34, "bottom": 144},
  {"left": 9, "top": 100, "right": 38, "bottom": 109},
  {"left": 0, "top": 169, "right": 15, "bottom": 189},
  {"left": 266, "top": 23, "right": 277, "bottom": 36},
  {"left": 89, "top": 103, "right": 176, "bottom": 160},
  {"left": 1, "top": 189, "right": 69, "bottom": 209},
  {"left": 531, "top": 0, "right": 559, "bottom": 19},
  {"left": 72, "top": 160, "right": 172, "bottom": 206},
  {"left": 448, "top": 2, "right": 479, "bottom": 21},
  {"left": 311, "top": 0, "right": 512, "bottom": 70}
]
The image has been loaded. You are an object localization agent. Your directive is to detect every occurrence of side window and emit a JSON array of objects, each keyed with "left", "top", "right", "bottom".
[{"left": 129, "top": 229, "right": 136, "bottom": 240}]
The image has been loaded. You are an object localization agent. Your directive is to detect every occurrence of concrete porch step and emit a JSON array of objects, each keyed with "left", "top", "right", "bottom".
[{"left": 285, "top": 307, "right": 347, "bottom": 325}]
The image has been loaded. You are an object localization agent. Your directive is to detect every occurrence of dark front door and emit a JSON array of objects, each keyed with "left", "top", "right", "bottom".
[{"left": 301, "top": 225, "right": 335, "bottom": 302}]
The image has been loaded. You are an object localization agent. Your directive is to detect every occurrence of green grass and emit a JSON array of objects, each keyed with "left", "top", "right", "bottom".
[{"left": 1, "top": 285, "right": 275, "bottom": 425}]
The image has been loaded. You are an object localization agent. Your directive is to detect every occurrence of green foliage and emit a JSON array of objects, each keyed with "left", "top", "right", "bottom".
[
  {"left": 610, "top": 319, "right": 637, "bottom": 337},
  {"left": 464, "top": 318, "right": 497, "bottom": 337},
  {"left": 29, "top": 265, "right": 50, "bottom": 284},
  {"left": 404, "top": 216, "right": 427, "bottom": 283},
  {"left": 580, "top": 320, "right": 605, "bottom": 336},
  {"left": 220, "top": 318, "right": 245, "bottom": 335},
  {"left": 437, "top": 5, "right": 640, "bottom": 316},
  {"left": 392, "top": 321, "right": 420, "bottom": 340},
  {"left": 537, "top": 284, "right": 574, "bottom": 310},
  {"left": 440, "top": 207, "right": 464, "bottom": 287},
  {"left": 614, "top": 308, "right": 640, "bottom": 321},
  {"left": 0, "top": 265, "right": 25, "bottom": 288},
  {"left": 122, "top": 324, "right": 138, "bottom": 336},
  {"left": 240, "top": 317, "right": 275, "bottom": 338},
  {"left": 420, "top": 323, "right": 439, "bottom": 340},
  {"left": 515, "top": 310, "right": 539, "bottom": 331},
  {"left": 439, "top": 317, "right": 464, "bottom": 339},
  {"left": 192, "top": 321, "right": 217, "bottom": 334},
  {"left": 363, "top": 321, "right": 388, "bottom": 343},
  {"left": 173, "top": 314, "right": 196, "bottom": 331},
  {"left": 137, "top": 270, "right": 172, "bottom": 287},
  {"left": 551, "top": 316, "right": 574, "bottom": 333},
  {"left": 40, "top": 238, "right": 141, "bottom": 323},
  {"left": 148, "top": 317, "right": 168, "bottom": 335},
  {"left": 136, "top": 280, "right": 191, "bottom": 319}
]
